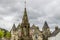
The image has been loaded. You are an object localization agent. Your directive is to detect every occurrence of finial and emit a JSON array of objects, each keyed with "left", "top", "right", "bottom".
[{"left": 25, "top": 0, "right": 26, "bottom": 8}]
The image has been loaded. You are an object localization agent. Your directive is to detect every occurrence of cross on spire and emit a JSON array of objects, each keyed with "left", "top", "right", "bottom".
[{"left": 25, "top": 0, "right": 26, "bottom": 8}]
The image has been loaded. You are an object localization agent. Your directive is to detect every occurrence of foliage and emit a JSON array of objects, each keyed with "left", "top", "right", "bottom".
[
  {"left": 0, "top": 29, "right": 11, "bottom": 39},
  {"left": 5, "top": 32, "right": 11, "bottom": 38},
  {"left": 0, "top": 29, "right": 4, "bottom": 38}
]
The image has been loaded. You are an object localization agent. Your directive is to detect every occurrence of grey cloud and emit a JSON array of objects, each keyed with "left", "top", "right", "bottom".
[
  {"left": 28, "top": 11, "right": 41, "bottom": 19},
  {"left": 0, "top": 0, "right": 60, "bottom": 31}
]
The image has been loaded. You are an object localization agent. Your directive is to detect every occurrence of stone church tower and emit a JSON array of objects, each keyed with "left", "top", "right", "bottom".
[
  {"left": 42, "top": 21, "right": 51, "bottom": 40},
  {"left": 20, "top": 1, "right": 33, "bottom": 40},
  {"left": 21, "top": 7, "right": 29, "bottom": 37}
]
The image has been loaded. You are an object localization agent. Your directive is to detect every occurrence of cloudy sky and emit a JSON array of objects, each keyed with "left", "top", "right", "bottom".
[{"left": 0, "top": 0, "right": 60, "bottom": 31}]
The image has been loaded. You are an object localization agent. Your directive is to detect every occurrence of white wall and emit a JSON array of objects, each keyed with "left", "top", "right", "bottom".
[
  {"left": 48, "top": 37, "right": 55, "bottom": 40},
  {"left": 56, "top": 32, "right": 60, "bottom": 40},
  {"left": 48, "top": 32, "right": 60, "bottom": 40}
]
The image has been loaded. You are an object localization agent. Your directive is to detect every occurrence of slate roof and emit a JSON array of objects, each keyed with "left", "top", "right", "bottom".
[
  {"left": 50, "top": 29, "right": 60, "bottom": 37},
  {"left": 43, "top": 21, "right": 49, "bottom": 29},
  {"left": 11, "top": 24, "right": 16, "bottom": 31}
]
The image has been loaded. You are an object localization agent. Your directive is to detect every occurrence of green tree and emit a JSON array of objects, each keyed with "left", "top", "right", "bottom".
[
  {"left": 5, "top": 32, "right": 11, "bottom": 38},
  {"left": 0, "top": 29, "right": 4, "bottom": 38}
]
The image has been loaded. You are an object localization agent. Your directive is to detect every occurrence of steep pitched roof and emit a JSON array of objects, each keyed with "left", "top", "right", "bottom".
[
  {"left": 43, "top": 21, "right": 49, "bottom": 29},
  {"left": 11, "top": 24, "right": 16, "bottom": 31},
  {"left": 30, "top": 24, "right": 39, "bottom": 29},
  {"left": 22, "top": 8, "right": 29, "bottom": 24},
  {"left": 31, "top": 24, "right": 36, "bottom": 29}
]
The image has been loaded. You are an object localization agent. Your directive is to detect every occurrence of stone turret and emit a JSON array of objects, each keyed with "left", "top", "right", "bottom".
[
  {"left": 42, "top": 21, "right": 51, "bottom": 40},
  {"left": 11, "top": 24, "right": 18, "bottom": 40},
  {"left": 42, "top": 21, "right": 49, "bottom": 31},
  {"left": 11, "top": 24, "right": 16, "bottom": 31}
]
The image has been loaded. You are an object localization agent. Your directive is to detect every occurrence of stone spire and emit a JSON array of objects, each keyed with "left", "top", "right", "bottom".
[
  {"left": 21, "top": 0, "right": 30, "bottom": 37},
  {"left": 43, "top": 21, "right": 49, "bottom": 30},
  {"left": 22, "top": 0, "right": 29, "bottom": 24},
  {"left": 11, "top": 24, "right": 16, "bottom": 31}
]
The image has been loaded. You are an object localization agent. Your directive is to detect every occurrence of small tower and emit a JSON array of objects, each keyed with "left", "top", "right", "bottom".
[
  {"left": 11, "top": 24, "right": 16, "bottom": 35},
  {"left": 11, "top": 24, "right": 19, "bottom": 40},
  {"left": 11, "top": 24, "right": 16, "bottom": 40},
  {"left": 42, "top": 21, "right": 51, "bottom": 40}
]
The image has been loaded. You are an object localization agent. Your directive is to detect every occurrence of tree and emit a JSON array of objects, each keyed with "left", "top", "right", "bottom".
[
  {"left": 5, "top": 32, "right": 11, "bottom": 38},
  {"left": 0, "top": 29, "right": 4, "bottom": 38}
]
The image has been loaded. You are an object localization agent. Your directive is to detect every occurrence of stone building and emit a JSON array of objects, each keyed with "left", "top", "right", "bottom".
[
  {"left": 0, "top": 0, "right": 60, "bottom": 40},
  {"left": 10, "top": 1, "right": 51, "bottom": 40},
  {"left": 10, "top": 6, "right": 51, "bottom": 40},
  {"left": 10, "top": 4, "right": 44, "bottom": 40},
  {"left": 11, "top": 2, "right": 33, "bottom": 40}
]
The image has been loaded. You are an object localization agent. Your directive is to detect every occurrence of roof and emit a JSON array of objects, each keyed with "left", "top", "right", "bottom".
[
  {"left": 30, "top": 24, "right": 39, "bottom": 30},
  {"left": 50, "top": 29, "right": 60, "bottom": 37},
  {"left": 22, "top": 8, "right": 29, "bottom": 23},
  {"left": 11, "top": 24, "right": 16, "bottom": 31},
  {"left": 43, "top": 21, "right": 49, "bottom": 29},
  {"left": 30, "top": 24, "right": 36, "bottom": 29}
]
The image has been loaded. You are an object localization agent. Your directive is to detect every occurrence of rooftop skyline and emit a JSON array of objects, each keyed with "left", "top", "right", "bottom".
[{"left": 0, "top": 0, "right": 60, "bottom": 31}]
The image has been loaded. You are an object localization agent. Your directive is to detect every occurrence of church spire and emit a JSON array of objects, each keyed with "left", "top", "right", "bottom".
[
  {"left": 22, "top": 0, "right": 29, "bottom": 23},
  {"left": 20, "top": 1, "right": 34, "bottom": 40}
]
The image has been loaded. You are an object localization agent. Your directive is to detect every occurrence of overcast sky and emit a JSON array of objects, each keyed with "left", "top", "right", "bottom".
[{"left": 0, "top": 0, "right": 60, "bottom": 31}]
